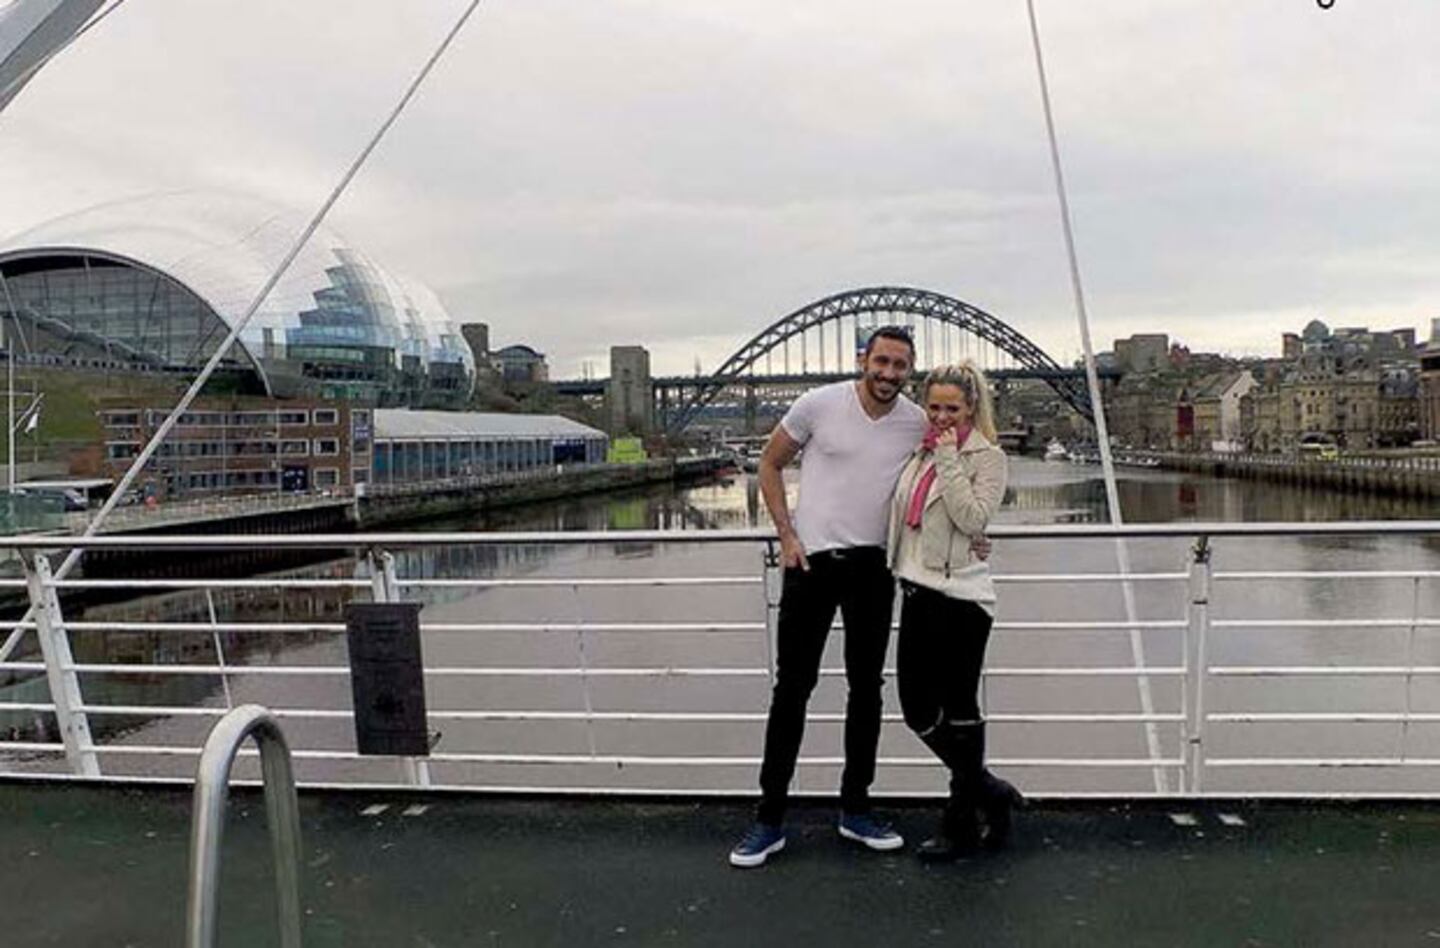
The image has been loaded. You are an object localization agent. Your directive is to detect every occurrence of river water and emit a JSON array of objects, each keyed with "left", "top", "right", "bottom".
[{"left": 5, "top": 458, "right": 1440, "bottom": 796}]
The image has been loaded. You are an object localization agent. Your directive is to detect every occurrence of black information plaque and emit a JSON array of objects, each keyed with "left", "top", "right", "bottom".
[{"left": 345, "top": 602, "right": 429, "bottom": 756}]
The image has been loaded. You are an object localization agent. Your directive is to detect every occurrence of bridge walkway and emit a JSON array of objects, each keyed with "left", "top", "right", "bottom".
[{"left": 4, "top": 782, "right": 1439, "bottom": 946}]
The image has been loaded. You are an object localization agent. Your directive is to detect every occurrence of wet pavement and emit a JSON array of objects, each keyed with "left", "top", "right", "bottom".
[{"left": 4, "top": 781, "right": 1440, "bottom": 946}]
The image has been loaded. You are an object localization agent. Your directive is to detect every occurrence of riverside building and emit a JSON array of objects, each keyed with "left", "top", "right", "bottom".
[
  {"left": 0, "top": 192, "right": 476, "bottom": 408},
  {"left": 97, "top": 399, "right": 370, "bottom": 499},
  {"left": 95, "top": 403, "right": 609, "bottom": 499},
  {"left": 369, "top": 409, "right": 607, "bottom": 485}
]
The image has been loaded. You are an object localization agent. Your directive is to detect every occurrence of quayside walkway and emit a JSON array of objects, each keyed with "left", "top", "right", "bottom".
[{"left": 4, "top": 782, "right": 1440, "bottom": 947}]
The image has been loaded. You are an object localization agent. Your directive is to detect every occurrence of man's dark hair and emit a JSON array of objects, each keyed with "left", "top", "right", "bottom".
[{"left": 863, "top": 325, "right": 915, "bottom": 358}]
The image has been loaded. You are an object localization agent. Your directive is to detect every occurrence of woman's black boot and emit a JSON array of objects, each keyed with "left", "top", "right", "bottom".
[
  {"left": 974, "top": 723, "right": 1024, "bottom": 850},
  {"left": 917, "top": 799, "right": 978, "bottom": 863},
  {"left": 916, "top": 721, "right": 985, "bottom": 863}
]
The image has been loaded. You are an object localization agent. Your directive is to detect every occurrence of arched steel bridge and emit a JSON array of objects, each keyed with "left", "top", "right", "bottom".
[
  {"left": 665, "top": 287, "right": 1092, "bottom": 433},
  {"left": 554, "top": 287, "right": 1107, "bottom": 434}
]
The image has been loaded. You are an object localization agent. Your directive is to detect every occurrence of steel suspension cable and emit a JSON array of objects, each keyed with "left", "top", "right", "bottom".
[{"left": 1023, "top": 0, "right": 1165, "bottom": 791}]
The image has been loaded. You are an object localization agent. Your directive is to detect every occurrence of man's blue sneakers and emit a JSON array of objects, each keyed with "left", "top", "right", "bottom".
[
  {"left": 729, "top": 823, "right": 787, "bottom": 867},
  {"left": 837, "top": 813, "right": 905, "bottom": 851}
]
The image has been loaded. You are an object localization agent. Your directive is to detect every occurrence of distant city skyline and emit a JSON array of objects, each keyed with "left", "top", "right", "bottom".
[{"left": 3, "top": 1, "right": 1437, "bottom": 378}]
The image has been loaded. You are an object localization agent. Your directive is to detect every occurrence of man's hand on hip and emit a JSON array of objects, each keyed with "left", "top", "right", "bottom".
[{"left": 780, "top": 532, "right": 810, "bottom": 571}]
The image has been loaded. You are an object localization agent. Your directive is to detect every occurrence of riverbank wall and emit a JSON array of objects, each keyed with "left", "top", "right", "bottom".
[
  {"left": 0, "top": 455, "right": 733, "bottom": 610},
  {"left": 65, "top": 455, "right": 732, "bottom": 541},
  {"left": 356, "top": 456, "right": 729, "bottom": 527},
  {"left": 1139, "top": 451, "right": 1440, "bottom": 499}
]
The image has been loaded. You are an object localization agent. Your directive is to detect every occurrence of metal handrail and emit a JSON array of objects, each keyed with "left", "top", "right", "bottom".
[
  {"left": 2, "top": 524, "right": 1438, "bottom": 797},
  {"left": 186, "top": 704, "right": 302, "bottom": 948},
  {"left": 0, "top": 519, "right": 1438, "bottom": 548}
]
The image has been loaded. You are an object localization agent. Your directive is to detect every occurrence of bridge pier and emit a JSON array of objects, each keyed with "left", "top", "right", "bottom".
[{"left": 656, "top": 385, "right": 671, "bottom": 435}]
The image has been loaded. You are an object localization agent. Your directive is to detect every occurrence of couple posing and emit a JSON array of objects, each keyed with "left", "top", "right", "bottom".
[{"left": 730, "top": 325, "right": 1020, "bottom": 868}]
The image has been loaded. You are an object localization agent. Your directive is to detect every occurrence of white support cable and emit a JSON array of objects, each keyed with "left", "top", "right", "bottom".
[
  {"left": 0, "top": 0, "right": 484, "bottom": 662},
  {"left": 0, "top": 0, "right": 120, "bottom": 121},
  {"left": 1023, "top": 0, "right": 1164, "bottom": 791},
  {"left": 204, "top": 588, "right": 232, "bottom": 710}
]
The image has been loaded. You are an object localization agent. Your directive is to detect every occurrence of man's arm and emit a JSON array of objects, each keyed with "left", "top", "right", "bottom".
[{"left": 758, "top": 426, "right": 808, "bottom": 570}]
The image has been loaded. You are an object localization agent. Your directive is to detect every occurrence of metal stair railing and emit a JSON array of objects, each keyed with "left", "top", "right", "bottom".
[{"left": 185, "top": 704, "right": 303, "bottom": 948}]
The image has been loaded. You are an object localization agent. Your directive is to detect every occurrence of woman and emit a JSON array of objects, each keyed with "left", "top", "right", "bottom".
[{"left": 886, "top": 360, "right": 1022, "bottom": 861}]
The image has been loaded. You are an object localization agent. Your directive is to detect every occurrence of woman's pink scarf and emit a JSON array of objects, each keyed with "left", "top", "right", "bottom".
[{"left": 905, "top": 424, "right": 971, "bottom": 528}]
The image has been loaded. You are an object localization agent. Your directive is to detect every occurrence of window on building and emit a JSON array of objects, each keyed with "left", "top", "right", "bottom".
[
  {"left": 279, "top": 411, "right": 309, "bottom": 426},
  {"left": 314, "top": 438, "right": 340, "bottom": 456},
  {"left": 314, "top": 468, "right": 340, "bottom": 488},
  {"left": 106, "top": 442, "right": 139, "bottom": 460},
  {"left": 282, "top": 440, "right": 309, "bottom": 456},
  {"left": 313, "top": 409, "right": 339, "bottom": 426}
]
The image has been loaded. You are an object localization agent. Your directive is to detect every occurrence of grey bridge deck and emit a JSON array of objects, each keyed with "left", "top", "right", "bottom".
[{"left": 4, "top": 782, "right": 1440, "bottom": 946}]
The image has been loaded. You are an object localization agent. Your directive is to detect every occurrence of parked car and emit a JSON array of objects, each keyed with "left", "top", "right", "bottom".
[
  {"left": 1298, "top": 442, "right": 1339, "bottom": 462},
  {"left": 13, "top": 486, "right": 88, "bottom": 511}
]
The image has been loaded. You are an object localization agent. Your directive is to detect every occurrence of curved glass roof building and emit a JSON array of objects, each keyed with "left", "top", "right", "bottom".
[{"left": 0, "top": 191, "right": 474, "bottom": 406}]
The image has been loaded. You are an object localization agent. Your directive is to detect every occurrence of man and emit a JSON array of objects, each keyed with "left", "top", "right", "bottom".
[{"left": 729, "top": 325, "right": 926, "bottom": 868}]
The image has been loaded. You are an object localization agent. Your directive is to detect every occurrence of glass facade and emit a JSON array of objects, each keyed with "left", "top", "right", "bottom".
[
  {"left": 370, "top": 435, "right": 605, "bottom": 483},
  {"left": 0, "top": 192, "right": 475, "bottom": 407},
  {"left": 0, "top": 255, "right": 261, "bottom": 377}
]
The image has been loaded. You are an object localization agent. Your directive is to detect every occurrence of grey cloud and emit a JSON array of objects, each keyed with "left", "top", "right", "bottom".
[{"left": 2, "top": 0, "right": 1437, "bottom": 377}]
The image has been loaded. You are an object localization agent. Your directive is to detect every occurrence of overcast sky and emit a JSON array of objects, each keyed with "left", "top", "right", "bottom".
[{"left": 2, "top": 0, "right": 1437, "bottom": 377}]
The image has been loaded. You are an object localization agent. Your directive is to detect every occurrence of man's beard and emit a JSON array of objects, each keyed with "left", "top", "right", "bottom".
[{"left": 866, "top": 374, "right": 899, "bottom": 402}]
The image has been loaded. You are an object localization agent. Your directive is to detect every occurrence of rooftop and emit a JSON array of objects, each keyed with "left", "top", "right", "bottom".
[
  {"left": 372, "top": 408, "right": 605, "bottom": 441},
  {"left": 5, "top": 782, "right": 1440, "bottom": 946}
]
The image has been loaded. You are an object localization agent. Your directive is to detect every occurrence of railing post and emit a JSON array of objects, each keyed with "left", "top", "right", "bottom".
[
  {"left": 186, "top": 704, "right": 303, "bottom": 948},
  {"left": 760, "top": 540, "right": 780, "bottom": 687},
  {"left": 20, "top": 551, "right": 98, "bottom": 776},
  {"left": 365, "top": 547, "right": 431, "bottom": 787},
  {"left": 1183, "top": 536, "right": 1212, "bottom": 794}
]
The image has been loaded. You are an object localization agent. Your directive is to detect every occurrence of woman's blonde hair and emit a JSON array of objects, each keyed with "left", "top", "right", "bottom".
[{"left": 920, "top": 359, "right": 998, "bottom": 442}]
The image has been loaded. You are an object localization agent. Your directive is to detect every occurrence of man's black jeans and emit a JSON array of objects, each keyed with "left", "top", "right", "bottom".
[{"left": 756, "top": 546, "right": 895, "bottom": 826}]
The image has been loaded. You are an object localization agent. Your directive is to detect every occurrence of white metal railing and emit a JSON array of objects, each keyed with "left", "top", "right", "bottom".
[{"left": 0, "top": 522, "right": 1437, "bottom": 798}]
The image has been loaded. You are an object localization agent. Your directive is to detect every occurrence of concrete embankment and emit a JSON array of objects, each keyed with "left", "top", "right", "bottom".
[
  {"left": 36, "top": 456, "right": 730, "bottom": 579},
  {"left": 1140, "top": 452, "right": 1440, "bottom": 499},
  {"left": 357, "top": 456, "right": 729, "bottom": 527}
]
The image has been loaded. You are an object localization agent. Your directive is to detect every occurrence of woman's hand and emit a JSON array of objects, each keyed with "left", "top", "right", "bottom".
[{"left": 936, "top": 426, "right": 958, "bottom": 448}]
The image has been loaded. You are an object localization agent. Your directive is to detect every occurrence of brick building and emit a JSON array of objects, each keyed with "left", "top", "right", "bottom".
[{"left": 99, "top": 398, "right": 368, "bottom": 499}]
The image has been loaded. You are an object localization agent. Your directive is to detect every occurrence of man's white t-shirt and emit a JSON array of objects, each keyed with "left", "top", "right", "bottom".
[{"left": 780, "top": 381, "right": 927, "bottom": 554}]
